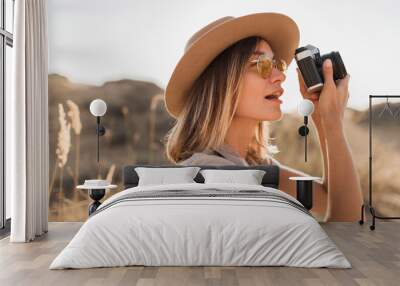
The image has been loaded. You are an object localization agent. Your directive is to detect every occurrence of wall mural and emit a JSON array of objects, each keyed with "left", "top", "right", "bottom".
[
  {"left": 47, "top": 1, "right": 400, "bottom": 222},
  {"left": 48, "top": 74, "right": 400, "bottom": 221}
]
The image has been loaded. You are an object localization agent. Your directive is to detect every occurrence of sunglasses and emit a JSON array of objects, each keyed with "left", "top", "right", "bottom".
[{"left": 249, "top": 53, "right": 287, "bottom": 78}]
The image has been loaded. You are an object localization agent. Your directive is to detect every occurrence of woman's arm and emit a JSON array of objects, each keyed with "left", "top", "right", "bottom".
[
  {"left": 296, "top": 60, "right": 363, "bottom": 221},
  {"left": 279, "top": 117, "right": 363, "bottom": 221},
  {"left": 312, "top": 117, "right": 328, "bottom": 190},
  {"left": 322, "top": 119, "right": 363, "bottom": 221},
  {"left": 317, "top": 59, "right": 363, "bottom": 221}
]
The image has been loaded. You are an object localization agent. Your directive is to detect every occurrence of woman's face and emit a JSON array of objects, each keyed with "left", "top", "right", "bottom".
[{"left": 236, "top": 39, "right": 286, "bottom": 122}]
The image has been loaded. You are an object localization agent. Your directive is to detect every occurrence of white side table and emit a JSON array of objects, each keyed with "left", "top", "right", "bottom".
[
  {"left": 77, "top": 184, "right": 117, "bottom": 215},
  {"left": 289, "top": 176, "right": 321, "bottom": 210}
]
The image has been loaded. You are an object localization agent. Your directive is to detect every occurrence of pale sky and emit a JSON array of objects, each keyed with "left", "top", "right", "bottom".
[{"left": 48, "top": 0, "right": 400, "bottom": 113}]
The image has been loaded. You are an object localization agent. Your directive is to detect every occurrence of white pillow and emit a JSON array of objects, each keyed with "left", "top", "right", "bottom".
[
  {"left": 135, "top": 167, "right": 201, "bottom": 186},
  {"left": 200, "top": 169, "right": 266, "bottom": 185}
]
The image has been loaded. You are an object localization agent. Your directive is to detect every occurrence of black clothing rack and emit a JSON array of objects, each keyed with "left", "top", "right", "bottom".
[{"left": 359, "top": 95, "right": 400, "bottom": 230}]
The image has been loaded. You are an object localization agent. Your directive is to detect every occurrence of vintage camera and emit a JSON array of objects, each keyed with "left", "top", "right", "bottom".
[{"left": 295, "top": 44, "right": 347, "bottom": 93}]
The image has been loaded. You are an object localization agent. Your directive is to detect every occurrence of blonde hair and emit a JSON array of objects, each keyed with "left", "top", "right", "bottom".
[{"left": 165, "top": 36, "right": 274, "bottom": 165}]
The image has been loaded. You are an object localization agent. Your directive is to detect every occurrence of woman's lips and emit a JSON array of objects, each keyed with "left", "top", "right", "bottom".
[
  {"left": 264, "top": 96, "right": 282, "bottom": 104},
  {"left": 264, "top": 89, "right": 284, "bottom": 104}
]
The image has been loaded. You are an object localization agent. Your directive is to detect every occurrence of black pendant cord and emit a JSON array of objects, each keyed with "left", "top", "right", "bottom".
[
  {"left": 304, "top": 116, "right": 308, "bottom": 162},
  {"left": 97, "top": 116, "right": 100, "bottom": 163},
  {"left": 359, "top": 95, "right": 400, "bottom": 230},
  {"left": 297, "top": 116, "right": 309, "bottom": 162},
  {"left": 305, "top": 130, "right": 307, "bottom": 162}
]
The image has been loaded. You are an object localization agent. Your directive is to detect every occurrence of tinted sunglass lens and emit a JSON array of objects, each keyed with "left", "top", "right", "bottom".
[
  {"left": 257, "top": 55, "right": 272, "bottom": 78},
  {"left": 276, "top": 59, "right": 287, "bottom": 72}
]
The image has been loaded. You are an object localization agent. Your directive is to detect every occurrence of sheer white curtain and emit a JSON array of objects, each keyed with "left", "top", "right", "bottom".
[{"left": 6, "top": 0, "right": 49, "bottom": 242}]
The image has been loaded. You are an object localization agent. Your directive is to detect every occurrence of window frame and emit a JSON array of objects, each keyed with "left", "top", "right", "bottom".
[{"left": 0, "top": 0, "right": 14, "bottom": 235}]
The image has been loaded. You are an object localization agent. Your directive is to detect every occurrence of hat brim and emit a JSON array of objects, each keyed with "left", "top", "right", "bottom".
[{"left": 165, "top": 12, "right": 300, "bottom": 118}]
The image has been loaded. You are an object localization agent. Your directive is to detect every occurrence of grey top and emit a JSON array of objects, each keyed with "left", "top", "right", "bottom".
[{"left": 178, "top": 143, "right": 280, "bottom": 167}]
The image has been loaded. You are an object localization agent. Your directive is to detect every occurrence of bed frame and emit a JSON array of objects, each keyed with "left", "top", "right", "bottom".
[{"left": 123, "top": 165, "right": 280, "bottom": 189}]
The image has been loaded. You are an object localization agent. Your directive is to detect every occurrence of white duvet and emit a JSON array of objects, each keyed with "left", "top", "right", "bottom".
[{"left": 49, "top": 183, "right": 351, "bottom": 269}]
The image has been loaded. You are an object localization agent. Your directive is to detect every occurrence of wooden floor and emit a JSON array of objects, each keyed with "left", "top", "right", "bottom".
[{"left": 0, "top": 221, "right": 399, "bottom": 286}]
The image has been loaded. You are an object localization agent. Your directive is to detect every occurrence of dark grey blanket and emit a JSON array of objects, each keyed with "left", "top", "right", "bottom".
[{"left": 90, "top": 189, "right": 312, "bottom": 218}]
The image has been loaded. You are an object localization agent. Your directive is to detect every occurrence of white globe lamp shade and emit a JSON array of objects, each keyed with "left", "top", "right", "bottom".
[
  {"left": 90, "top": 99, "right": 107, "bottom": 117},
  {"left": 297, "top": 99, "right": 314, "bottom": 116}
]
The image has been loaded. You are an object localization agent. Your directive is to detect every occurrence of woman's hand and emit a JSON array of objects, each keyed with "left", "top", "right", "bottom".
[{"left": 297, "top": 59, "right": 350, "bottom": 129}]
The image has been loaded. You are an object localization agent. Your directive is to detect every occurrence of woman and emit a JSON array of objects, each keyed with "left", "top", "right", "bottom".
[{"left": 163, "top": 13, "right": 363, "bottom": 222}]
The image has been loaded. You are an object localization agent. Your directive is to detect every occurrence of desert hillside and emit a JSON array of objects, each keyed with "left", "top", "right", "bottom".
[{"left": 48, "top": 74, "right": 400, "bottom": 221}]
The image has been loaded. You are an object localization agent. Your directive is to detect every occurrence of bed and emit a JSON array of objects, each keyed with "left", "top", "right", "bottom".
[{"left": 49, "top": 165, "right": 351, "bottom": 269}]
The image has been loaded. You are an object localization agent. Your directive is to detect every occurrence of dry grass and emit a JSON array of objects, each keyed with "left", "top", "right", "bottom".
[
  {"left": 106, "top": 164, "right": 116, "bottom": 183},
  {"left": 66, "top": 100, "right": 82, "bottom": 191},
  {"left": 49, "top": 104, "right": 71, "bottom": 198}
]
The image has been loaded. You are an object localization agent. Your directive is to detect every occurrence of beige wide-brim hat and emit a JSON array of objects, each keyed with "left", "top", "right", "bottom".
[{"left": 164, "top": 12, "right": 300, "bottom": 118}]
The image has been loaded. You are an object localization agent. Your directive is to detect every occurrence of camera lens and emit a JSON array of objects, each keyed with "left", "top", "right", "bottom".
[{"left": 321, "top": 52, "right": 347, "bottom": 81}]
